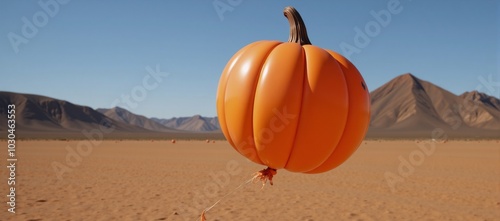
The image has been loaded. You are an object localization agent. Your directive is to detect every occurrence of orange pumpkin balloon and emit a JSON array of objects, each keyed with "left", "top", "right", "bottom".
[{"left": 216, "top": 7, "right": 370, "bottom": 173}]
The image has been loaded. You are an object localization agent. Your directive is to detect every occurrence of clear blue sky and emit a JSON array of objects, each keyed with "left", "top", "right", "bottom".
[{"left": 0, "top": 0, "right": 498, "bottom": 118}]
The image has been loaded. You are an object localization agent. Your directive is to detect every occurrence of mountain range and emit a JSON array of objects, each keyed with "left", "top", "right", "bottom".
[
  {"left": 96, "top": 107, "right": 219, "bottom": 132},
  {"left": 0, "top": 92, "right": 221, "bottom": 139},
  {"left": 0, "top": 73, "right": 498, "bottom": 139},
  {"left": 368, "top": 73, "right": 500, "bottom": 138}
]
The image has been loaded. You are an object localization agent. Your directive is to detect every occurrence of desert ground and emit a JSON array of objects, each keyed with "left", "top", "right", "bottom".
[{"left": 0, "top": 140, "right": 498, "bottom": 221}]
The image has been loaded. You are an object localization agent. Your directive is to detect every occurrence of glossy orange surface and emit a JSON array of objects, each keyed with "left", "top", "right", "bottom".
[{"left": 216, "top": 40, "right": 370, "bottom": 173}]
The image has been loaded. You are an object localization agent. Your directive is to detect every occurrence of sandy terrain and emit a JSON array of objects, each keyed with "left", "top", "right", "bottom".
[{"left": 0, "top": 140, "right": 498, "bottom": 221}]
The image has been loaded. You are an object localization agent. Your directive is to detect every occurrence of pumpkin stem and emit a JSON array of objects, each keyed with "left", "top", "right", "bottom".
[{"left": 284, "top": 6, "right": 311, "bottom": 45}]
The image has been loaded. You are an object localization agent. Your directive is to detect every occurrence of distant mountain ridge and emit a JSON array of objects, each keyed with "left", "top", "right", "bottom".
[
  {"left": 150, "top": 115, "right": 220, "bottom": 132},
  {"left": 0, "top": 91, "right": 149, "bottom": 135},
  {"left": 460, "top": 91, "right": 500, "bottom": 111},
  {"left": 368, "top": 73, "right": 500, "bottom": 137},
  {"left": 96, "top": 107, "right": 178, "bottom": 132},
  {"left": 96, "top": 107, "right": 220, "bottom": 132}
]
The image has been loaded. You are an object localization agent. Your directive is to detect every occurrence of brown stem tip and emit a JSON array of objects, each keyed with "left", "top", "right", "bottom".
[{"left": 284, "top": 6, "right": 311, "bottom": 45}]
